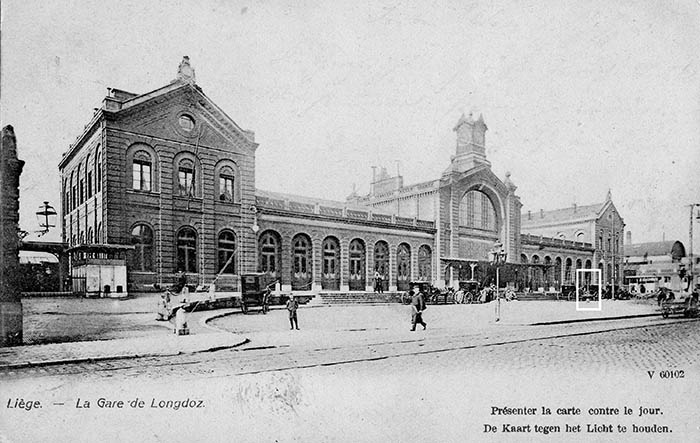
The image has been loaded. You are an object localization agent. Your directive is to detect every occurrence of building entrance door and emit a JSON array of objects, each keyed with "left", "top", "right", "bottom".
[
  {"left": 349, "top": 239, "right": 365, "bottom": 291},
  {"left": 292, "top": 234, "right": 312, "bottom": 291},
  {"left": 321, "top": 237, "right": 340, "bottom": 290},
  {"left": 396, "top": 243, "right": 410, "bottom": 291}
]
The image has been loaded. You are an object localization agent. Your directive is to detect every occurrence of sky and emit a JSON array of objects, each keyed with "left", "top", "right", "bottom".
[{"left": 2, "top": 0, "right": 699, "bottom": 251}]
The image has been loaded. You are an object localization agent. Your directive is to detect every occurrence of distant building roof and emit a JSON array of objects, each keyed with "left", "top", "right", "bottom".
[
  {"left": 255, "top": 188, "right": 392, "bottom": 214},
  {"left": 623, "top": 240, "right": 686, "bottom": 259},
  {"left": 522, "top": 202, "right": 606, "bottom": 226}
]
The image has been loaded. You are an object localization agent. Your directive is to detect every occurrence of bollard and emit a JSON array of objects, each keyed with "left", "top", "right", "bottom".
[{"left": 174, "top": 307, "right": 190, "bottom": 335}]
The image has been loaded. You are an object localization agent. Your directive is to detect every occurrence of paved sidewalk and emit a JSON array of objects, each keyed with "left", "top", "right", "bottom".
[{"left": 0, "top": 310, "right": 248, "bottom": 370}]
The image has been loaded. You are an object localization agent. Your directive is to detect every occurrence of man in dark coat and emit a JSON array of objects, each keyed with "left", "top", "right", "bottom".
[
  {"left": 286, "top": 296, "right": 300, "bottom": 330},
  {"left": 410, "top": 286, "right": 427, "bottom": 331}
]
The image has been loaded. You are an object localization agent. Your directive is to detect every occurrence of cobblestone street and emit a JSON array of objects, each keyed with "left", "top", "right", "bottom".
[{"left": 2, "top": 312, "right": 699, "bottom": 442}]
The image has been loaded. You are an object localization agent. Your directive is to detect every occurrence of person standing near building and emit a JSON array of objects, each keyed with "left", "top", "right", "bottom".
[
  {"left": 374, "top": 270, "right": 383, "bottom": 294},
  {"left": 410, "top": 286, "right": 427, "bottom": 331},
  {"left": 286, "top": 296, "right": 299, "bottom": 330}
]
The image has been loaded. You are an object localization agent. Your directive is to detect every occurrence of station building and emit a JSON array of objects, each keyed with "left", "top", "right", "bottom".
[{"left": 58, "top": 58, "right": 610, "bottom": 296}]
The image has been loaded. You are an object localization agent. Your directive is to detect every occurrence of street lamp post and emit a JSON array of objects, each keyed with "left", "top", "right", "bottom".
[
  {"left": 35, "top": 201, "right": 57, "bottom": 237},
  {"left": 490, "top": 241, "right": 508, "bottom": 322}
]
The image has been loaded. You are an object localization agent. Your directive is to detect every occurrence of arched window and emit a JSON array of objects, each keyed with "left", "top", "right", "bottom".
[
  {"left": 87, "top": 227, "right": 94, "bottom": 244},
  {"left": 217, "top": 230, "right": 237, "bottom": 274},
  {"left": 78, "top": 163, "right": 84, "bottom": 205},
  {"left": 96, "top": 222, "right": 103, "bottom": 243},
  {"left": 396, "top": 243, "right": 411, "bottom": 291},
  {"left": 259, "top": 231, "right": 280, "bottom": 277},
  {"left": 576, "top": 232, "right": 585, "bottom": 242},
  {"left": 554, "top": 257, "right": 562, "bottom": 286},
  {"left": 132, "top": 150, "right": 152, "bottom": 191},
  {"left": 565, "top": 258, "right": 573, "bottom": 283},
  {"left": 95, "top": 148, "right": 102, "bottom": 193},
  {"left": 520, "top": 254, "right": 528, "bottom": 264},
  {"left": 418, "top": 245, "right": 432, "bottom": 281},
  {"left": 176, "top": 227, "right": 197, "bottom": 272},
  {"left": 130, "top": 224, "right": 154, "bottom": 272},
  {"left": 71, "top": 171, "right": 76, "bottom": 211},
  {"left": 292, "top": 234, "right": 311, "bottom": 276},
  {"left": 349, "top": 239, "right": 366, "bottom": 291},
  {"left": 374, "top": 241, "right": 389, "bottom": 276},
  {"left": 218, "top": 165, "right": 235, "bottom": 202},
  {"left": 178, "top": 158, "right": 196, "bottom": 197},
  {"left": 322, "top": 237, "right": 339, "bottom": 278},
  {"left": 459, "top": 190, "right": 497, "bottom": 231},
  {"left": 86, "top": 154, "right": 92, "bottom": 199}
]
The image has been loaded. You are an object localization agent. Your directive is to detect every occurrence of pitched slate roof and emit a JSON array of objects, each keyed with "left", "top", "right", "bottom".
[
  {"left": 623, "top": 241, "right": 685, "bottom": 258},
  {"left": 521, "top": 202, "right": 606, "bottom": 226}
]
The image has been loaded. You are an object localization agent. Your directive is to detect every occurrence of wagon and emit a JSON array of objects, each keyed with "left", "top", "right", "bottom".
[
  {"left": 660, "top": 295, "right": 699, "bottom": 319},
  {"left": 239, "top": 273, "right": 272, "bottom": 314}
]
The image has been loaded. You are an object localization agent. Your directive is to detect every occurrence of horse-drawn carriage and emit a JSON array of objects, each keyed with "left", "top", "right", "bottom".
[{"left": 659, "top": 292, "right": 699, "bottom": 319}]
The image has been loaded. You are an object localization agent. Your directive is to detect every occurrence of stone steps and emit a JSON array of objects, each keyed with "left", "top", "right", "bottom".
[{"left": 317, "top": 292, "right": 403, "bottom": 305}]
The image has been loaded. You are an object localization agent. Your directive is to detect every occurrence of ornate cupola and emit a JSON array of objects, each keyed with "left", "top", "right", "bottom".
[{"left": 448, "top": 112, "right": 490, "bottom": 174}]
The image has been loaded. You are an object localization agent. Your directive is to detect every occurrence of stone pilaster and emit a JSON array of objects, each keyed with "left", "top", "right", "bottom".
[{"left": 0, "top": 125, "right": 24, "bottom": 346}]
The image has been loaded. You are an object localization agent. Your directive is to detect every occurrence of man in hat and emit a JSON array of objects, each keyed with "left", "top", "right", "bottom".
[
  {"left": 286, "top": 296, "right": 300, "bottom": 330},
  {"left": 410, "top": 286, "right": 427, "bottom": 331}
]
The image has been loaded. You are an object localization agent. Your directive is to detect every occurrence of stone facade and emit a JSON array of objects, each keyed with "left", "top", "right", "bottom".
[
  {"left": 521, "top": 190, "right": 625, "bottom": 285},
  {"left": 58, "top": 58, "right": 599, "bottom": 295}
]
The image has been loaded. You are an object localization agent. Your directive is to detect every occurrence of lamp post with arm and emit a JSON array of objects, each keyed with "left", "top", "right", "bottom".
[{"left": 490, "top": 241, "right": 507, "bottom": 322}]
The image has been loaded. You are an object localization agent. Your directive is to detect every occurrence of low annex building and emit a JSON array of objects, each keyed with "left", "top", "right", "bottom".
[{"left": 58, "top": 58, "right": 608, "bottom": 296}]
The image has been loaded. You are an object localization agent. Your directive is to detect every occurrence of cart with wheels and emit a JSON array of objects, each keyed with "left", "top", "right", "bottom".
[{"left": 240, "top": 273, "right": 272, "bottom": 314}]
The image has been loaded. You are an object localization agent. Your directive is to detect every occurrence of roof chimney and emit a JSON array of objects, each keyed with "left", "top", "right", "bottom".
[
  {"left": 626, "top": 231, "right": 631, "bottom": 245},
  {"left": 527, "top": 210, "right": 531, "bottom": 220},
  {"left": 573, "top": 202, "right": 577, "bottom": 212}
]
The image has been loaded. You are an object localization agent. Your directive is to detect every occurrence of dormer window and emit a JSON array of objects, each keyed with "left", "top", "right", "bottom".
[{"left": 179, "top": 115, "right": 195, "bottom": 132}]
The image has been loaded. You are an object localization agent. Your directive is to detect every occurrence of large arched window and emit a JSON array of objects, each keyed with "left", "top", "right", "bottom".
[
  {"left": 259, "top": 231, "right": 281, "bottom": 278},
  {"left": 459, "top": 190, "right": 497, "bottom": 231},
  {"left": 132, "top": 150, "right": 152, "bottom": 191},
  {"left": 71, "top": 171, "right": 76, "bottom": 210},
  {"left": 130, "top": 224, "right": 154, "bottom": 272},
  {"left": 176, "top": 227, "right": 197, "bottom": 272},
  {"left": 418, "top": 245, "right": 432, "bottom": 281},
  {"left": 217, "top": 230, "right": 237, "bottom": 274}
]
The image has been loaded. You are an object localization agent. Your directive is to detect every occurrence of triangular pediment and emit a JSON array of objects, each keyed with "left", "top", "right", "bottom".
[
  {"left": 443, "top": 165, "right": 508, "bottom": 195},
  {"left": 107, "top": 84, "right": 256, "bottom": 154}
]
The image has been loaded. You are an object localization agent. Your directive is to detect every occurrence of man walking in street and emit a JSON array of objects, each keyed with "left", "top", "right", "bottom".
[
  {"left": 410, "top": 286, "right": 427, "bottom": 331},
  {"left": 286, "top": 296, "right": 300, "bottom": 330}
]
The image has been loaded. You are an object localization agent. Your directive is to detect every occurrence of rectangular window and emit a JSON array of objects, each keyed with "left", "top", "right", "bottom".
[
  {"left": 178, "top": 168, "right": 194, "bottom": 196},
  {"left": 219, "top": 175, "right": 234, "bottom": 201},
  {"left": 133, "top": 161, "right": 152, "bottom": 191}
]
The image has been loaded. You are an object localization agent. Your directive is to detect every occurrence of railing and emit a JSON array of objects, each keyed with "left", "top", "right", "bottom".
[
  {"left": 521, "top": 234, "right": 593, "bottom": 249},
  {"left": 256, "top": 196, "right": 435, "bottom": 230}
]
